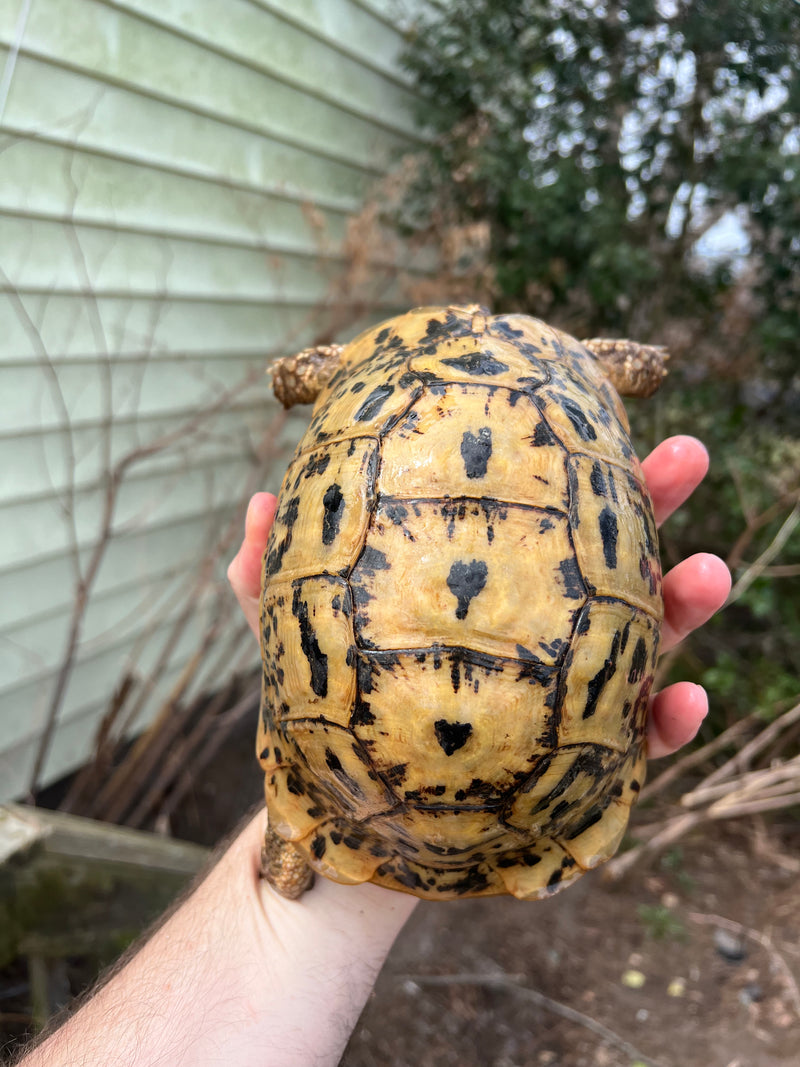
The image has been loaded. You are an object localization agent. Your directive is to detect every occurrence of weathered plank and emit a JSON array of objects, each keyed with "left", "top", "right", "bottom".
[{"left": 0, "top": 803, "right": 208, "bottom": 964}]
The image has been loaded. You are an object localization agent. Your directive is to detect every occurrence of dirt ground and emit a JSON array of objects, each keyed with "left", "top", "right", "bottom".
[
  {"left": 340, "top": 828, "right": 799, "bottom": 1067},
  {"left": 4, "top": 716, "right": 799, "bottom": 1067}
]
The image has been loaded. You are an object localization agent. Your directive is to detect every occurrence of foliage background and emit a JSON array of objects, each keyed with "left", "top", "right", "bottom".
[{"left": 393, "top": 0, "right": 799, "bottom": 743}]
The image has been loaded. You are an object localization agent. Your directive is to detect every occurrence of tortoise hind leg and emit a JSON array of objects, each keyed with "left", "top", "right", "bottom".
[
  {"left": 271, "top": 344, "right": 346, "bottom": 408},
  {"left": 260, "top": 826, "right": 315, "bottom": 900}
]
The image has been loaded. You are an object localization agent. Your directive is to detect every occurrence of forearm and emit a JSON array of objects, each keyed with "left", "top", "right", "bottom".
[{"left": 20, "top": 811, "right": 418, "bottom": 1067}]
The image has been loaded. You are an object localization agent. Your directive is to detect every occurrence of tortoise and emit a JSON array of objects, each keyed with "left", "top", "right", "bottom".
[{"left": 257, "top": 304, "right": 667, "bottom": 901}]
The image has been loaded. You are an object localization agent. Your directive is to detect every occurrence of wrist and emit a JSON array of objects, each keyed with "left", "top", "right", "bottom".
[{"left": 212, "top": 809, "right": 420, "bottom": 1066}]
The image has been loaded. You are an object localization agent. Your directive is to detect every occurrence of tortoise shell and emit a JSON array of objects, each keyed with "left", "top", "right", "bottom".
[{"left": 257, "top": 305, "right": 662, "bottom": 900}]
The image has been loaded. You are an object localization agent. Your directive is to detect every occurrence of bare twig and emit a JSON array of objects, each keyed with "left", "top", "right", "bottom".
[
  {"left": 606, "top": 700, "right": 800, "bottom": 879},
  {"left": 640, "top": 713, "right": 755, "bottom": 803},
  {"left": 688, "top": 912, "right": 800, "bottom": 1020},
  {"left": 126, "top": 627, "right": 256, "bottom": 829},
  {"left": 681, "top": 756, "right": 800, "bottom": 809},
  {"left": 401, "top": 972, "right": 667, "bottom": 1067},
  {"left": 727, "top": 502, "right": 800, "bottom": 605},
  {"left": 157, "top": 683, "right": 261, "bottom": 827},
  {"left": 725, "top": 490, "right": 800, "bottom": 574},
  {"left": 692, "top": 701, "right": 800, "bottom": 791}
]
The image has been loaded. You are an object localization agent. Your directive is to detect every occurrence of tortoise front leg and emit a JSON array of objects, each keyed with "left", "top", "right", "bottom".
[
  {"left": 260, "top": 826, "right": 315, "bottom": 900},
  {"left": 271, "top": 344, "right": 346, "bottom": 408}
]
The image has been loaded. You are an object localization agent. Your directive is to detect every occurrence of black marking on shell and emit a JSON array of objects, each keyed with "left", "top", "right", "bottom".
[
  {"left": 304, "top": 452, "right": 331, "bottom": 478},
  {"left": 490, "top": 317, "right": 525, "bottom": 340},
  {"left": 547, "top": 857, "right": 576, "bottom": 888},
  {"left": 565, "top": 803, "right": 605, "bottom": 840},
  {"left": 382, "top": 763, "right": 408, "bottom": 787},
  {"left": 286, "top": 768, "right": 306, "bottom": 796},
  {"left": 571, "top": 601, "right": 593, "bottom": 631},
  {"left": 590, "top": 462, "right": 606, "bottom": 496},
  {"left": 311, "top": 835, "right": 327, "bottom": 859},
  {"left": 264, "top": 495, "right": 300, "bottom": 578},
  {"left": 441, "top": 351, "right": 510, "bottom": 377},
  {"left": 355, "top": 383, "right": 395, "bottom": 422},
  {"left": 460, "top": 427, "right": 493, "bottom": 478},
  {"left": 291, "top": 587, "right": 328, "bottom": 698},
  {"left": 559, "top": 396, "right": 598, "bottom": 441},
  {"left": 583, "top": 630, "right": 622, "bottom": 720},
  {"left": 446, "top": 559, "right": 489, "bottom": 619},
  {"left": 437, "top": 867, "right": 490, "bottom": 895},
  {"left": 356, "top": 544, "right": 391, "bottom": 574},
  {"left": 384, "top": 502, "right": 408, "bottom": 526},
  {"left": 558, "top": 556, "right": 586, "bottom": 600},
  {"left": 321, "top": 483, "right": 345, "bottom": 546},
  {"left": 598, "top": 506, "right": 619, "bottom": 569},
  {"left": 324, "top": 747, "right": 365, "bottom": 800},
  {"left": 382, "top": 860, "right": 425, "bottom": 891},
  {"left": 530, "top": 419, "right": 558, "bottom": 450},
  {"left": 350, "top": 698, "right": 375, "bottom": 727},
  {"left": 628, "top": 636, "right": 649, "bottom": 684},
  {"left": 355, "top": 655, "right": 374, "bottom": 695},
  {"left": 433, "top": 719, "right": 473, "bottom": 755}
]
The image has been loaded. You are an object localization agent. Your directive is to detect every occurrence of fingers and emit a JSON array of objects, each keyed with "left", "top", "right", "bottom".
[
  {"left": 647, "top": 681, "right": 709, "bottom": 758},
  {"left": 660, "top": 552, "right": 732, "bottom": 653},
  {"left": 648, "top": 552, "right": 730, "bottom": 757},
  {"left": 227, "top": 492, "right": 278, "bottom": 638},
  {"left": 641, "top": 435, "right": 709, "bottom": 527}
]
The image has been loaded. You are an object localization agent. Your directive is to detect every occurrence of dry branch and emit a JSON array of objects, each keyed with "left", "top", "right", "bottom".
[
  {"left": 605, "top": 700, "right": 800, "bottom": 880},
  {"left": 727, "top": 501, "right": 800, "bottom": 606}
]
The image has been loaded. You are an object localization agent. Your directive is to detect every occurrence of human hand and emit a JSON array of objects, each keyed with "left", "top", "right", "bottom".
[{"left": 228, "top": 434, "right": 731, "bottom": 761}]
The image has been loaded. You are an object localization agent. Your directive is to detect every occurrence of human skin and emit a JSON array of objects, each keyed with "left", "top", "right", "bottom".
[{"left": 18, "top": 435, "right": 730, "bottom": 1067}]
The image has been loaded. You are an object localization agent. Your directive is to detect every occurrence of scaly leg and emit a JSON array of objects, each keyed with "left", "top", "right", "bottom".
[
  {"left": 271, "top": 344, "right": 346, "bottom": 408},
  {"left": 260, "top": 825, "right": 315, "bottom": 900}
]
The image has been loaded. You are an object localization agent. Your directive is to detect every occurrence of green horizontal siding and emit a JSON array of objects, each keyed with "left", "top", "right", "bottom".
[{"left": 0, "top": 0, "right": 425, "bottom": 800}]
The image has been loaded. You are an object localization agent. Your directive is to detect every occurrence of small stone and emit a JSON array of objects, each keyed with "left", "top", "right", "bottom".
[
  {"left": 713, "top": 928, "right": 747, "bottom": 962},
  {"left": 635, "top": 1008, "right": 650, "bottom": 1022},
  {"left": 661, "top": 891, "right": 680, "bottom": 909},
  {"left": 667, "top": 977, "right": 686, "bottom": 997},
  {"left": 738, "top": 982, "right": 763, "bottom": 1006},
  {"left": 402, "top": 979, "right": 420, "bottom": 996},
  {"left": 622, "top": 968, "right": 646, "bottom": 989}
]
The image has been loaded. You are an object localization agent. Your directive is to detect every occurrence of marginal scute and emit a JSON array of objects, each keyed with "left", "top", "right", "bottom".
[
  {"left": 304, "top": 818, "right": 389, "bottom": 885},
  {"left": 497, "top": 840, "right": 584, "bottom": 900},
  {"left": 259, "top": 305, "right": 663, "bottom": 900},
  {"left": 561, "top": 796, "right": 632, "bottom": 871}
]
